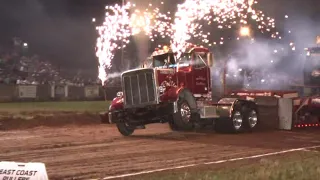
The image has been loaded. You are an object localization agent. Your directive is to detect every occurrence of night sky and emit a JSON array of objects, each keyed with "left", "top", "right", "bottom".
[
  {"left": 0, "top": 0, "right": 120, "bottom": 70},
  {"left": 0, "top": 0, "right": 319, "bottom": 70}
]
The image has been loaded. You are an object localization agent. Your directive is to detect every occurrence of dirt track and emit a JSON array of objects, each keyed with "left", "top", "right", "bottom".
[{"left": 0, "top": 113, "right": 320, "bottom": 180}]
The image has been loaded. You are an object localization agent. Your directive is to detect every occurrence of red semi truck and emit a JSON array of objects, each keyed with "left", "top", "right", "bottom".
[
  {"left": 101, "top": 45, "right": 261, "bottom": 136},
  {"left": 101, "top": 44, "right": 320, "bottom": 136}
]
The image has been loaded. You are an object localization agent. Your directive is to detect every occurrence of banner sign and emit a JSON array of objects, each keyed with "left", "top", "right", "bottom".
[
  {"left": 0, "top": 161, "right": 48, "bottom": 180},
  {"left": 84, "top": 86, "right": 99, "bottom": 98},
  {"left": 18, "top": 86, "right": 37, "bottom": 98}
]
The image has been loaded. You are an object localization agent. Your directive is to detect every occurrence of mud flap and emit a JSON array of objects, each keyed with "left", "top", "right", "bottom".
[{"left": 278, "top": 98, "right": 293, "bottom": 130}]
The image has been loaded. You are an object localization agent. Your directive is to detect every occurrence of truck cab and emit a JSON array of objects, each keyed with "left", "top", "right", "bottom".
[{"left": 151, "top": 46, "right": 213, "bottom": 101}]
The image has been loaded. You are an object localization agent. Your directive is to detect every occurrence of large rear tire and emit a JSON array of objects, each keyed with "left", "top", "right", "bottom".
[
  {"left": 116, "top": 122, "right": 135, "bottom": 136},
  {"left": 243, "top": 107, "right": 259, "bottom": 132},
  {"left": 215, "top": 110, "right": 246, "bottom": 133},
  {"left": 215, "top": 102, "right": 259, "bottom": 133}
]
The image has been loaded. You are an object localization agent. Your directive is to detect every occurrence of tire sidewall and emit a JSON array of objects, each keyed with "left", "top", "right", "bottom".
[
  {"left": 168, "top": 115, "right": 180, "bottom": 131},
  {"left": 243, "top": 106, "right": 259, "bottom": 132},
  {"left": 173, "top": 99, "right": 194, "bottom": 131},
  {"left": 230, "top": 109, "right": 245, "bottom": 133}
]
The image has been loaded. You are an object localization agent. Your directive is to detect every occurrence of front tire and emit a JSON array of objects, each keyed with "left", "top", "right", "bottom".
[
  {"left": 168, "top": 116, "right": 180, "bottom": 131},
  {"left": 172, "top": 99, "right": 195, "bottom": 131},
  {"left": 116, "top": 122, "right": 135, "bottom": 136}
]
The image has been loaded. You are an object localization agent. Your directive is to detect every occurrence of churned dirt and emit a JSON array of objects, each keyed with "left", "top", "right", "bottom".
[
  {"left": 0, "top": 112, "right": 100, "bottom": 130},
  {"left": 0, "top": 111, "right": 320, "bottom": 180}
]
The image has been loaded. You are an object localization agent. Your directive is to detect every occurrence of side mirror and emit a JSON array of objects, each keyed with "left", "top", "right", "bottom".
[{"left": 207, "top": 53, "right": 214, "bottom": 67}]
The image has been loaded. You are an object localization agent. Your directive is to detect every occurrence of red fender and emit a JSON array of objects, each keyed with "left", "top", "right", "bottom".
[
  {"left": 100, "top": 96, "right": 124, "bottom": 124},
  {"left": 159, "top": 86, "right": 185, "bottom": 102},
  {"left": 109, "top": 96, "right": 124, "bottom": 110}
]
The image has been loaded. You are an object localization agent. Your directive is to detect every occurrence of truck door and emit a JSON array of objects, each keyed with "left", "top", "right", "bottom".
[
  {"left": 176, "top": 53, "right": 193, "bottom": 89},
  {"left": 192, "top": 52, "right": 211, "bottom": 94}
]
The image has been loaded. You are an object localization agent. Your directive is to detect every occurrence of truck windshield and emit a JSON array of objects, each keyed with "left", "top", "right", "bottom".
[
  {"left": 178, "top": 52, "right": 207, "bottom": 67},
  {"left": 194, "top": 52, "right": 207, "bottom": 67},
  {"left": 153, "top": 53, "right": 175, "bottom": 67},
  {"left": 178, "top": 53, "right": 192, "bottom": 65}
]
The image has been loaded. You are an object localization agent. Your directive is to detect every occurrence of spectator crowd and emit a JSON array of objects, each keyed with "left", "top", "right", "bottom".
[{"left": 0, "top": 39, "right": 104, "bottom": 86}]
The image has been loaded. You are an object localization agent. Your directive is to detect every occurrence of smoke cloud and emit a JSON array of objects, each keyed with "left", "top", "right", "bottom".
[{"left": 224, "top": 13, "right": 320, "bottom": 90}]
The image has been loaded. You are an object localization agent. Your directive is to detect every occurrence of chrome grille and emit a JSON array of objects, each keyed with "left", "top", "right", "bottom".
[{"left": 122, "top": 69, "right": 156, "bottom": 107}]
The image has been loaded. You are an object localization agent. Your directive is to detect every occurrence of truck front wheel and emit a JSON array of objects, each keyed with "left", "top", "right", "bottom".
[
  {"left": 116, "top": 122, "right": 135, "bottom": 136},
  {"left": 168, "top": 117, "right": 180, "bottom": 131}
]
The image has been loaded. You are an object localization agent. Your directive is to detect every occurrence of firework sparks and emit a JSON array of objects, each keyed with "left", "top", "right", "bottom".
[
  {"left": 96, "top": 0, "right": 280, "bottom": 84},
  {"left": 129, "top": 8, "right": 172, "bottom": 38},
  {"left": 170, "top": 0, "right": 279, "bottom": 57},
  {"left": 96, "top": 3, "right": 132, "bottom": 85},
  {"left": 96, "top": 2, "right": 172, "bottom": 84}
]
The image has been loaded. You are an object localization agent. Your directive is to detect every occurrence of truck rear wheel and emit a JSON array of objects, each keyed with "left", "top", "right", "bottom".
[
  {"left": 215, "top": 105, "right": 259, "bottom": 133},
  {"left": 172, "top": 99, "right": 195, "bottom": 131},
  {"left": 243, "top": 108, "right": 259, "bottom": 132},
  {"left": 116, "top": 122, "right": 135, "bottom": 136},
  {"left": 215, "top": 110, "right": 246, "bottom": 133}
]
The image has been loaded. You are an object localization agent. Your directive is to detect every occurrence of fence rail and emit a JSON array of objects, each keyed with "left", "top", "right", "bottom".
[
  {"left": 1, "top": 84, "right": 315, "bottom": 103},
  {"left": 0, "top": 84, "right": 121, "bottom": 102}
]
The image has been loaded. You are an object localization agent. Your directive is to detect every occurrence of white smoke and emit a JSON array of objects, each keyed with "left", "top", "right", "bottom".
[
  {"left": 223, "top": 9, "right": 320, "bottom": 90},
  {"left": 107, "top": 72, "right": 122, "bottom": 79},
  {"left": 225, "top": 39, "right": 291, "bottom": 90}
]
